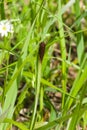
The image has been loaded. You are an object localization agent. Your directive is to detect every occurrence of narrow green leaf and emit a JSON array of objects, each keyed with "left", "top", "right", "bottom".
[{"left": 4, "top": 118, "right": 29, "bottom": 130}]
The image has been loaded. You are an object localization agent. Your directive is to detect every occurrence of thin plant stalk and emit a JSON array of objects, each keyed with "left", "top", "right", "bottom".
[
  {"left": 30, "top": 42, "right": 45, "bottom": 130},
  {"left": 40, "top": 84, "right": 44, "bottom": 112},
  {"left": 30, "top": 51, "right": 42, "bottom": 130},
  {"left": 58, "top": 0, "right": 66, "bottom": 108}
]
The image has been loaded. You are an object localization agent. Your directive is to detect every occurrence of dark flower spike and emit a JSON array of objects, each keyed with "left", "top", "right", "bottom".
[{"left": 39, "top": 42, "right": 46, "bottom": 62}]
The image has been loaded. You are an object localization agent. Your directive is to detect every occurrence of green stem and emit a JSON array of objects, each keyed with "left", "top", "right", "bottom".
[
  {"left": 30, "top": 55, "right": 42, "bottom": 130},
  {"left": 58, "top": 0, "right": 66, "bottom": 108},
  {"left": 0, "top": 0, "right": 5, "bottom": 20},
  {"left": 40, "top": 85, "right": 44, "bottom": 112}
]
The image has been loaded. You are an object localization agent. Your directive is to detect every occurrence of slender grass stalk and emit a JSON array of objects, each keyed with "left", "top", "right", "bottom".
[
  {"left": 30, "top": 49, "right": 42, "bottom": 130},
  {"left": 30, "top": 42, "right": 45, "bottom": 130},
  {"left": 40, "top": 84, "right": 44, "bottom": 112},
  {"left": 0, "top": 0, "right": 5, "bottom": 19},
  {"left": 39, "top": 42, "right": 45, "bottom": 114},
  {"left": 58, "top": 0, "right": 66, "bottom": 108}
]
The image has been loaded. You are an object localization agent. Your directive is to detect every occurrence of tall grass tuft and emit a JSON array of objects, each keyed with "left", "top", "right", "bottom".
[{"left": 0, "top": 0, "right": 87, "bottom": 130}]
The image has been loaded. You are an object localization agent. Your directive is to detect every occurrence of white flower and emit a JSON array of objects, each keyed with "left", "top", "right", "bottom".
[{"left": 0, "top": 20, "right": 13, "bottom": 37}]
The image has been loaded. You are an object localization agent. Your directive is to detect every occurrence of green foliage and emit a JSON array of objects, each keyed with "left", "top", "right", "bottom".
[{"left": 0, "top": 0, "right": 87, "bottom": 130}]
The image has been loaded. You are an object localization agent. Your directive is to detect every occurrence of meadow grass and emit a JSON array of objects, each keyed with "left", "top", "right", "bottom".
[{"left": 0, "top": 0, "right": 87, "bottom": 130}]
